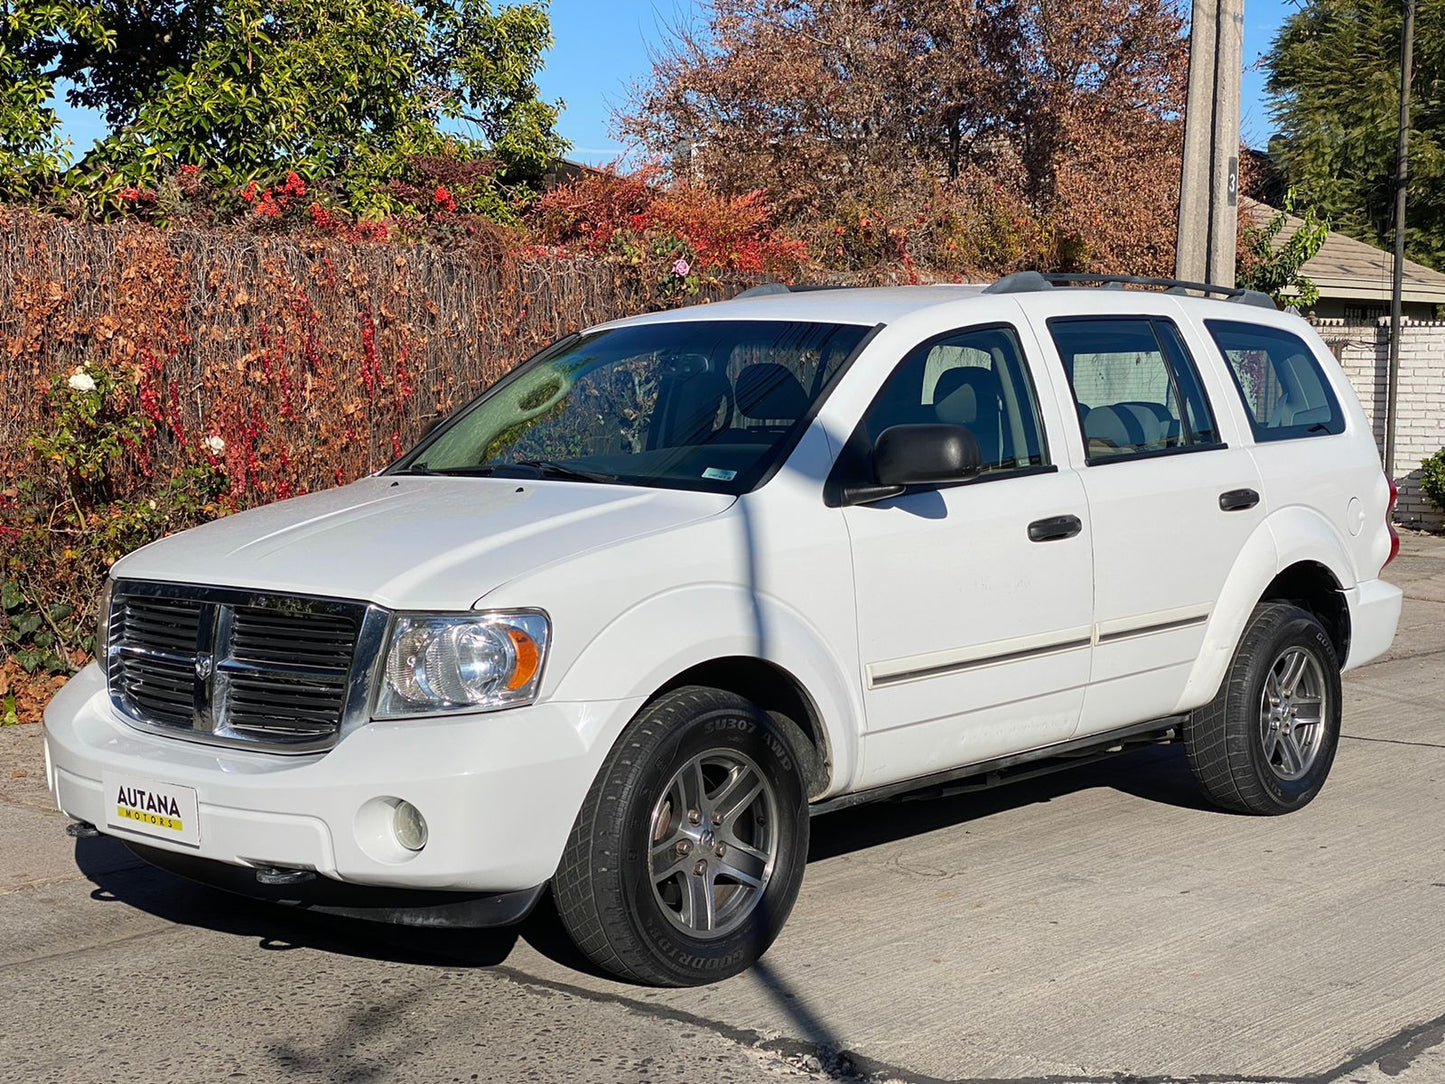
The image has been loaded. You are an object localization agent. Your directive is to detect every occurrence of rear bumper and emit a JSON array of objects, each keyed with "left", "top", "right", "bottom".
[
  {"left": 44, "top": 663, "right": 645, "bottom": 893},
  {"left": 1344, "top": 577, "right": 1403, "bottom": 671}
]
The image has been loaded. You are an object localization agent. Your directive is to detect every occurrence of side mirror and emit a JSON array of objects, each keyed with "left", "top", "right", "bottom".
[
  {"left": 844, "top": 424, "right": 982, "bottom": 505},
  {"left": 875, "top": 423, "right": 982, "bottom": 485}
]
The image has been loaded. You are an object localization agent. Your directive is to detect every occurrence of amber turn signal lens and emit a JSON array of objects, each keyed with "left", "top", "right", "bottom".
[{"left": 505, "top": 627, "right": 541, "bottom": 690}]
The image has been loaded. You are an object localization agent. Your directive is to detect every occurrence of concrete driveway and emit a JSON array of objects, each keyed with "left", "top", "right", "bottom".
[{"left": 3, "top": 536, "right": 1445, "bottom": 1083}]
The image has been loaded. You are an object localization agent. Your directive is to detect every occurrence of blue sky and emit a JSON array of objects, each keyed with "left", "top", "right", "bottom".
[{"left": 51, "top": 0, "right": 1296, "bottom": 166}]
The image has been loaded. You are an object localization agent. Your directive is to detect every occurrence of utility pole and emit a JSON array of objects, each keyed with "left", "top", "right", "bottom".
[
  {"left": 1177, "top": 0, "right": 1245, "bottom": 287},
  {"left": 1385, "top": 0, "right": 1417, "bottom": 479}
]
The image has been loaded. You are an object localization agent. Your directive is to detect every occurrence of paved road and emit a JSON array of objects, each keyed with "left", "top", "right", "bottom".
[{"left": 3, "top": 536, "right": 1445, "bottom": 1083}]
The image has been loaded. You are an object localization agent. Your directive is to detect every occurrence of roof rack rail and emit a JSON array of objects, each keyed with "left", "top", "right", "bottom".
[
  {"left": 733, "top": 282, "right": 862, "bottom": 298},
  {"left": 733, "top": 282, "right": 793, "bottom": 298},
  {"left": 983, "top": 272, "right": 1277, "bottom": 310}
]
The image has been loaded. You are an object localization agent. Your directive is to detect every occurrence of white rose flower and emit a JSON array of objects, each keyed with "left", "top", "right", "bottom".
[
  {"left": 204, "top": 435, "right": 226, "bottom": 455},
  {"left": 67, "top": 371, "right": 97, "bottom": 393}
]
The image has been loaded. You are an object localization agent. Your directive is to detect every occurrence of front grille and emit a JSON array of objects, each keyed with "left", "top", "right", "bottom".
[
  {"left": 110, "top": 597, "right": 207, "bottom": 728},
  {"left": 222, "top": 606, "right": 359, "bottom": 741},
  {"left": 107, "top": 583, "right": 379, "bottom": 752}
]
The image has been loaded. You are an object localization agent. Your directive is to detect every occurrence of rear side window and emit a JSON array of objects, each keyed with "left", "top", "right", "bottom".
[
  {"left": 1206, "top": 321, "right": 1346, "bottom": 441},
  {"left": 858, "top": 324, "right": 1048, "bottom": 475},
  {"left": 1048, "top": 317, "right": 1221, "bottom": 463}
]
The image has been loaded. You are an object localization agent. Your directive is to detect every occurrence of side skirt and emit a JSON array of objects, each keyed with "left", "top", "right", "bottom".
[{"left": 810, "top": 716, "right": 1184, "bottom": 816}]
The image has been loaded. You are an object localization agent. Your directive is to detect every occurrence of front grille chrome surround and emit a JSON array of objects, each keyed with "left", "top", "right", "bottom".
[{"left": 106, "top": 580, "right": 390, "bottom": 754}]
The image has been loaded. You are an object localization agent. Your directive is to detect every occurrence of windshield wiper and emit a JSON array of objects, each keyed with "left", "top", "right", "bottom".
[
  {"left": 512, "top": 459, "right": 618, "bottom": 483},
  {"left": 415, "top": 461, "right": 618, "bottom": 483},
  {"left": 395, "top": 461, "right": 437, "bottom": 475}
]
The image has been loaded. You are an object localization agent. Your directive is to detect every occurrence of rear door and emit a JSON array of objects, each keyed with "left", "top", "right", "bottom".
[
  {"left": 1031, "top": 305, "right": 1266, "bottom": 734},
  {"left": 1195, "top": 317, "right": 1382, "bottom": 583}
]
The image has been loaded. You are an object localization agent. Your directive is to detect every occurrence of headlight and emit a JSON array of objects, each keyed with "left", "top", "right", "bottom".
[
  {"left": 95, "top": 577, "right": 115, "bottom": 676},
  {"left": 374, "top": 611, "right": 549, "bottom": 718}
]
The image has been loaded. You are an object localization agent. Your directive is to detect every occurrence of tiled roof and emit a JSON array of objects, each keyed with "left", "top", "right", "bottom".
[{"left": 1243, "top": 198, "right": 1445, "bottom": 305}]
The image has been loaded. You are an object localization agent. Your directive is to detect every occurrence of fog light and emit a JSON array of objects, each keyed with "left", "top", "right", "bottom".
[{"left": 393, "top": 800, "right": 428, "bottom": 852}]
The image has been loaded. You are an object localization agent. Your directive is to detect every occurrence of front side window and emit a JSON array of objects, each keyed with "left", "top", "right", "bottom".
[
  {"left": 856, "top": 324, "right": 1049, "bottom": 475},
  {"left": 1050, "top": 317, "right": 1221, "bottom": 463},
  {"left": 394, "top": 320, "right": 870, "bottom": 493},
  {"left": 1206, "top": 320, "right": 1346, "bottom": 441}
]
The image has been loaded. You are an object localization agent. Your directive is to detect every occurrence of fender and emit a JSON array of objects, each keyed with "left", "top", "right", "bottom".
[
  {"left": 1175, "top": 505, "right": 1356, "bottom": 711},
  {"left": 547, "top": 582, "right": 865, "bottom": 797}
]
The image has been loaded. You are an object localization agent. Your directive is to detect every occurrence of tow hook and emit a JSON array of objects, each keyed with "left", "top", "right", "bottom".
[
  {"left": 255, "top": 867, "right": 316, "bottom": 886},
  {"left": 65, "top": 820, "right": 100, "bottom": 839}
]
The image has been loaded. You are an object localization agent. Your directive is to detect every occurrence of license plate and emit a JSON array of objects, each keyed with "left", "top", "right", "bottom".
[{"left": 103, "top": 773, "right": 200, "bottom": 847}]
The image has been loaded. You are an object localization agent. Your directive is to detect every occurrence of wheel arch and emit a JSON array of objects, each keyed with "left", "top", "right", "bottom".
[
  {"left": 546, "top": 583, "right": 864, "bottom": 798},
  {"left": 1258, "top": 561, "right": 1350, "bottom": 665},
  {"left": 1176, "top": 507, "right": 1357, "bottom": 711},
  {"left": 654, "top": 656, "right": 833, "bottom": 800}
]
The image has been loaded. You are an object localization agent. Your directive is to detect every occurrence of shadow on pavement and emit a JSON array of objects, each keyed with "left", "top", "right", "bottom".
[
  {"left": 74, "top": 834, "right": 525, "bottom": 967},
  {"left": 808, "top": 741, "right": 1216, "bottom": 861},
  {"left": 73, "top": 740, "right": 1211, "bottom": 982}
]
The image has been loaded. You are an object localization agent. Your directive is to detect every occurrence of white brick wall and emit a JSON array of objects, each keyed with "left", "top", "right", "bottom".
[{"left": 1312, "top": 317, "right": 1445, "bottom": 528}]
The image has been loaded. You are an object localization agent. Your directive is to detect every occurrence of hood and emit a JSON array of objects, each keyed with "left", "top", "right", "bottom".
[{"left": 113, "top": 476, "right": 735, "bottom": 610}]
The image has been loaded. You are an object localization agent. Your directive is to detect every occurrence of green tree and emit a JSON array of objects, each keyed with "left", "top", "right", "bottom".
[
  {"left": 6, "top": 0, "right": 564, "bottom": 213},
  {"left": 1266, "top": 0, "right": 1445, "bottom": 268},
  {"left": 0, "top": 0, "right": 112, "bottom": 195},
  {"left": 1239, "top": 190, "right": 1330, "bottom": 308}
]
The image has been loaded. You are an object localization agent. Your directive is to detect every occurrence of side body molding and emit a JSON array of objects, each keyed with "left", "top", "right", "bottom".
[{"left": 1174, "top": 506, "right": 1357, "bottom": 712}]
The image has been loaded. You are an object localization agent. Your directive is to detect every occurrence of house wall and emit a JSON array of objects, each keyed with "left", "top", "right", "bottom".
[
  {"left": 1313, "top": 317, "right": 1445, "bottom": 528},
  {"left": 1306, "top": 299, "right": 1437, "bottom": 324}
]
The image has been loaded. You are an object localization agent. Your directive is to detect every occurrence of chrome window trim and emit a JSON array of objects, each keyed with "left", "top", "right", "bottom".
[{"left": 106, "top": 579, "right": 389, "bottom": 756}]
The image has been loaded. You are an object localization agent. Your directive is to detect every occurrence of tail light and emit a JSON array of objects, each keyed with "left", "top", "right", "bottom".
[{"left": 1384, "top": 474, "right": 1401, "bottom": 567}]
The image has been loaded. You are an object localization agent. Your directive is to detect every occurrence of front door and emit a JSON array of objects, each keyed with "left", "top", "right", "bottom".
[{"left": 838, "top": 322, "right": 1095, "bottom": 790}]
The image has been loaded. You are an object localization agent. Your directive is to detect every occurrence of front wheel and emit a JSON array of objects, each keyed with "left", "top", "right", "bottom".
[
  {"left": 554, "top": 686, "right": 810, "bottom": 986},
  {"left": 1185, "top": 602, "right": 1342, "bottom": 815}
]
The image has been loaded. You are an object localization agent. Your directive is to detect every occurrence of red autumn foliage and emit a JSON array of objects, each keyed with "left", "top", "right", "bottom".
[
  {"left": 533, "top": 168, "right": 807, "bottom": 278},
  {"left": 0, "top": 205, "right": 790, "bottom": 720},
  {"left": 623, "top": 0, "right": 1189, "bottom": 277}
]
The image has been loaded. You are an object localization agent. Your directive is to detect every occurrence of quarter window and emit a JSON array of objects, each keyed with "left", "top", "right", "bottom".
[
  {"left": 857, "top": 325, "right": 1048, "bottom": 476},
  {"left": 1049, "top": 317, "right": 1221, "bottom": 463},
  {"left": 1206, "top": 321, "right": 1346, "bottom": 441}
]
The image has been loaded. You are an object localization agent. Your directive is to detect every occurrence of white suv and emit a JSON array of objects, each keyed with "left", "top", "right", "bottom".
[{"left": 44, "top": 274, "right": 1402, "bottom": 986}]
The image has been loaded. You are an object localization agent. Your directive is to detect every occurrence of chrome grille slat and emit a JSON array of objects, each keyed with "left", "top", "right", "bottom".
[
  {"left": 107, "top": 582, "right": 377, "bottom": 754},
  {"left": 123, "top": 614, "right": 202, "bottom": 637}
]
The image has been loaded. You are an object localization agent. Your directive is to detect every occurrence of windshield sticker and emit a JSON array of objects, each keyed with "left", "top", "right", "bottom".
[{"left": 702, "top": 467, "right": 737, "bottom": 481}]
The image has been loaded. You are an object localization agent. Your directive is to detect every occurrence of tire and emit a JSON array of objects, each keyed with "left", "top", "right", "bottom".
[
  {"left": 554, "top": 686, "right": 811, "bottom": 986},
  {"left": 1185, "top": 602, "right": 1342, "bottom": 815}
]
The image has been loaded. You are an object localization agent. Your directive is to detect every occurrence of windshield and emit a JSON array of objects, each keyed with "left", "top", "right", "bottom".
[{"left": 393, "top": 320, "right": 872, "bottom": 493}]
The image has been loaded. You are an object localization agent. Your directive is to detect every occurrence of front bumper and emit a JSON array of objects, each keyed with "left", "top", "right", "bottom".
[{"left": 45, "top": 664, "right": 645, "bottom": 894}]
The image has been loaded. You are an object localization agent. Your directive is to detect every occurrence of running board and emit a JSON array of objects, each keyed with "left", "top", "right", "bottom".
[{"left": 810, "top": 716, "right": 1184, "bottom": 815}]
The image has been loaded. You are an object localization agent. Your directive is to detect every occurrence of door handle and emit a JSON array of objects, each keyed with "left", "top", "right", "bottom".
[
  {"left": 1219, "top": 488, "right": 1260, "bottom": 512},
  {"left": 1028, "top": 514, "right": 1083, "bottom": 543}
]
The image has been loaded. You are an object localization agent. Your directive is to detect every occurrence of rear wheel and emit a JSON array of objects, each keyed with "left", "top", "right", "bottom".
[
  {"left": 1185, "top": 602, "right": 1342, "bottom": 815},
  {"left": 554, "top": 686, "right": 810, "bottom": 986}
]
